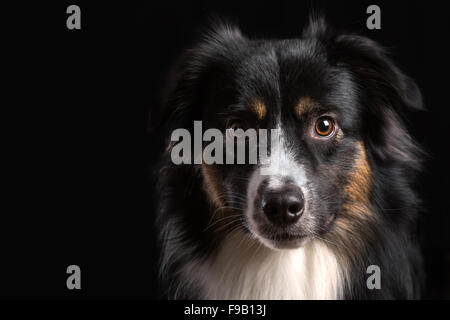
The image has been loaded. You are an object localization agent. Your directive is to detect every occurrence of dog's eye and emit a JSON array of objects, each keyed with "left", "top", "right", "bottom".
[
  {"left": 227, "top": 120, "right": 248, "bottom": 131},
  {"left": 226, "top": 119, "right": 250, "bottom": 140},
  {"left": 314, "top": 117, "right": 335, "bottom": 137}
]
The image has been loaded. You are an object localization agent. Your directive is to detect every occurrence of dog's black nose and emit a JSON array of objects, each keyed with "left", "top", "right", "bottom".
[{"left": 262, "top": 185, "right": 305, "bottom": 225}]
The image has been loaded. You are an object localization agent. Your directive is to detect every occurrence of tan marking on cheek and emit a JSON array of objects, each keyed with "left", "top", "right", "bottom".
[
  {"left": 344, "top": 141, "right": 372, "bottom": 206},
  {"left": 327, "top": 141, "right": 375, "bottom": 264},
  {"left": 250, "top": 99, "right": 267, "bottom": 120},
  {"left": 202, "top": 164, "right": 238, "bottom": 228},
  {"left": 201, "top": 164, "right": 226, "bottom": 209},
  {"left": 295, "top": 97, "right": 319, "bottom": 118}
]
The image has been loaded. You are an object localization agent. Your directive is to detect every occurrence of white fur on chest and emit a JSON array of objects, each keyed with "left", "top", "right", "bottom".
[{"left": 195, "top": 231, "right": 346, "bottom": 300}]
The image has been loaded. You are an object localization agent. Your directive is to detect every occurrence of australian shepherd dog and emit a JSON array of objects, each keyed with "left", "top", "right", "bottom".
[{"left": 155, "top": 16, "right": 424, "bottom": 299}]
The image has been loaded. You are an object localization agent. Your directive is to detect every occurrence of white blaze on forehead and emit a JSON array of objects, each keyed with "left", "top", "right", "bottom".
[{"left": 260, "top": 128, "right": 308, "bottom": 190}]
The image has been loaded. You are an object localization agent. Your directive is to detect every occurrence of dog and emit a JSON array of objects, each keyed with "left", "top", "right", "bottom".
[{"left": 155, "top": 16, "right": 424, "bottom": 299}]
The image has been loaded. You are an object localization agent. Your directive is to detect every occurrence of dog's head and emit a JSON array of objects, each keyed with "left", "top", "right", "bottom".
[{"left": 161, "top": 17, "right": 423, "bottom": 249}]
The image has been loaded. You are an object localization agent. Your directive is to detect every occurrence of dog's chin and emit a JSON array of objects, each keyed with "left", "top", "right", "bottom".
[
  {"left": 252, "top": 230, "right": 310, "bottom": 250},
  {"left": 250, "top": 214, "right": 337, "bottom": 250}
]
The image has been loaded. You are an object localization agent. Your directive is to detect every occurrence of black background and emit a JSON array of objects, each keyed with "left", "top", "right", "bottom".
[{"left": 5, "top": 0, "right": 449, "bottom": 299}]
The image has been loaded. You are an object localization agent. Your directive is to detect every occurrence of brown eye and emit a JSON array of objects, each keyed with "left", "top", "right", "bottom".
[
  {"left": 227, "top": 119, "right": 248, "bottom": 131},
  {"left": 226, "top": 119, "right": 250, "bottom": 140},
  {"left": 315, "top": 117, "right": 335, "bottom": 137}
]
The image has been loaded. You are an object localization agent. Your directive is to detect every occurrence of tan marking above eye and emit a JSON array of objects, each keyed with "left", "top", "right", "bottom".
[
  {"left": 250, "top": 98, "right": 267, "bottom": 120},
  {"left": 295, "top": 97, "right": 319, "bottom": 118}
]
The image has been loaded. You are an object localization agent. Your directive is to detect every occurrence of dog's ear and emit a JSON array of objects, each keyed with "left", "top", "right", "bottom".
[
  {"left": 157, "top": 23, "right": 246, "bottom": 131},
  {"left": 303, "top": 15, "right": 423, "bottom": 112},
  {"left": 334, "top": 34, "right": 424, "bottom": 112},
  {"left": 331, "top": 33, "right": 424, "bottom": 169}
]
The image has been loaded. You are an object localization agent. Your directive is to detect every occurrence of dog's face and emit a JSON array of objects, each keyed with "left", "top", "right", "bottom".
[
  {"left": 200, "top": 39, "right": 363, "bottom": 249},
  {"left": 164, "top": 19, "right": 422, "bottom": 250}
]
